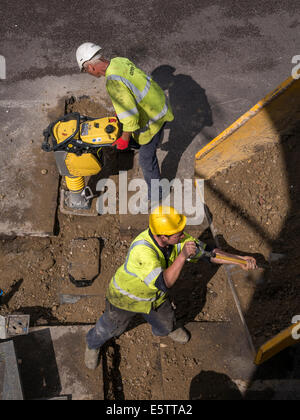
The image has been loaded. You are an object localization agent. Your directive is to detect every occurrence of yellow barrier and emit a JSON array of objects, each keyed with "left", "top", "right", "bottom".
[
  {"left": 194, "top": 75, "right": 300, "bottom": 365},
  {"left": 255, "top": 322, "right": 300, "bottom": 365},
  {"left": 195, "top": 76, "right": 300, "bottom": 179}
]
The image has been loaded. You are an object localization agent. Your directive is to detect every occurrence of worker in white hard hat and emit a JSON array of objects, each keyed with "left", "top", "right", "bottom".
[{"left": 76, "top": 42, "right": 174, "bottom": 201}]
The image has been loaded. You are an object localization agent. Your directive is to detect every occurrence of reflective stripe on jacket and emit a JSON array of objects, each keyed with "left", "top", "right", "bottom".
[
  {"left": 107, "top": 229, "right": 207, "bottom": 314},
  {"left": 105, "top": 58, "right": 174, "bottom": 145}
]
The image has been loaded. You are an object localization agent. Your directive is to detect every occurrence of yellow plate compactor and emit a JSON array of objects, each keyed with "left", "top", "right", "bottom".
[{"left": 42, "top": 112, "right": 121, "bottom": 215}]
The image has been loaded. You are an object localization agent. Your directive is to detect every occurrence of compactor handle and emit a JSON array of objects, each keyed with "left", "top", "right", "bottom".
[{"left": 42, "top": 128, "right": 52, "bottom": 152}]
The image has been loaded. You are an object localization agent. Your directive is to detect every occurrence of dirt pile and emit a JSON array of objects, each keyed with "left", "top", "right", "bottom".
[{"left": 204, "top": 125, "right": 300, "bottom": 346}]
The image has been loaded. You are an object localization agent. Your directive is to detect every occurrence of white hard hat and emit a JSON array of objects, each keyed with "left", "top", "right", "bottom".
[{"left": 76, "top": 42, "right": 102, "bottom": 71}]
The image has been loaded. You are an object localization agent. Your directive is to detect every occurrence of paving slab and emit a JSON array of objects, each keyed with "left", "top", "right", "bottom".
[
  {"left": 0, "top": 353, "right": 4, "bottom": 400},
  {"left": 0, "top": 340, "right": 24, "bottom": 400},
  {"left": 12, "top": 326, "right": 103, "bottom": 400}
]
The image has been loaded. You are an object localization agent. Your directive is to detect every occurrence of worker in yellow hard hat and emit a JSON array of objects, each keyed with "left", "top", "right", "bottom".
[
  {"left": 76, "top": 42, "right": 174, "bottom": 201},
  {"left": 84, "top": 206, "right": 257, "bottom": 370}
]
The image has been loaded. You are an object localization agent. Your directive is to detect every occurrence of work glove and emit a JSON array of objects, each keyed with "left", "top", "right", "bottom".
[{"left": 113, "top": 137, "right": 130, "bottom": 151}]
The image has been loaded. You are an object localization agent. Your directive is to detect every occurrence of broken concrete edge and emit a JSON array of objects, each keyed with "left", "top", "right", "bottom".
[{"left": 0, "top": 231, "right": 54, "bottom": 240}]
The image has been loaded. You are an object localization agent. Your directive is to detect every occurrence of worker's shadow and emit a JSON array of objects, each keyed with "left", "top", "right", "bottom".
[
  {"left": 189, "top": 370, "right": 275, "bottom": 400},
  {"left": 151, "top": 65, "right": 213, "bottom": 180},
  {"left": 189, "top": 371, "right": 244, "bottom": 400},
  {"left": 190, "top": 344, "right": 299, "bottom": 400}
]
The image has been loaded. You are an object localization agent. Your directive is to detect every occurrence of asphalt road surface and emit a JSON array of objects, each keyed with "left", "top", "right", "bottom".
[
  {"left": 1, "top": 0, "right": 299, "bottom": 168},
  {"left": 0, "top": 0, "right": 299, "bottom": 234}
]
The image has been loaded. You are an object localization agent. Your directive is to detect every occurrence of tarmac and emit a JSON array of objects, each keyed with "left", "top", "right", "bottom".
[{"left": 1, "top": 0, "right": 300, "bottom": 236}]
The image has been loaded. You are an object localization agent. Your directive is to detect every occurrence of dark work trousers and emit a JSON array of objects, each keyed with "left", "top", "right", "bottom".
[
  {"left": 86, "top": 298, "right": 175, "bottom": 350},
  {"left": 136, "top": 124, "right": 166, "bottom": 200}
]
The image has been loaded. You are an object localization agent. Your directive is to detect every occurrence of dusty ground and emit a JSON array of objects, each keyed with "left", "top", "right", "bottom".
[
  {"left": 1, "top": 99, "right": 299, "bottom": 399},
  {"left": 204, "top": 123, "right": 300, "bottom": 347},
  {"left": 0, "top": 97, "right": 229, "bottom": 400}
]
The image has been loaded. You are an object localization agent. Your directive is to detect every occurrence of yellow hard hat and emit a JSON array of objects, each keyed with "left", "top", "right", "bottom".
[{"left": 149, "top": 206, "right": 187, "bottom": 236}]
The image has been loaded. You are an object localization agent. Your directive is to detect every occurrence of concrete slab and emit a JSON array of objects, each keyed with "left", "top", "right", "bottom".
[
  {"left": 12, "top": 326, "right": 103, "bottom": 400},
  {"left": 0, "top": 340, "right": 24, "bottom": 400},
  {"left": 0, "top": 353, "right": 4, "bottom": 400}
]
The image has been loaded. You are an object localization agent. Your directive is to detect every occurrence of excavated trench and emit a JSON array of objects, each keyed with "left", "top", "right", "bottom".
[
  {"left": 1, "top": 95, "right": 299, "bottom": 399},
  {"left": 0, "top": 96, "right": 236, "bottom": 400}
]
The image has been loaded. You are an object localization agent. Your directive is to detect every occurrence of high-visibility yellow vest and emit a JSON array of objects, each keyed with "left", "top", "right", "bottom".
[
  {"left": 105, "top": 58, "right": 174, "bottom": 145},
  {"left": 107, "top": 229, "right": 207, "bottom": 314}
]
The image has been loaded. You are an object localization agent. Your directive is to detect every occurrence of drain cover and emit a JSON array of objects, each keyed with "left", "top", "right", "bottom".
[
  {"left": 7, "top": 315, "right": 30, "bottom": 337},
  {"left": 0, "top": 315, "right": 30, "bottom": 339}
]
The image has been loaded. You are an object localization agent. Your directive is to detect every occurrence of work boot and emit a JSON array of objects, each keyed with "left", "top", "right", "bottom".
[
  {"left": 84, "top": 345, "right": 100, "bottom": 370},
  {"left": 168, "top": 327, "right": 190, "bottom": 344}
]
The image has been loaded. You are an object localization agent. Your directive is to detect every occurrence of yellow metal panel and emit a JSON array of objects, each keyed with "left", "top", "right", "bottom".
[
  {"left": 255, "top": 322, "right": 300, "bottom": 365},
  {"left": 65, "top": 153, "right": 102, "bottom": 177},
  {"left": 53, "top": 120, "right": 78, "bottom": 144},
  {"left": 194, "top": 76, "right": 300, "bottom": 179},
  {"left": 52, "top": 117, "right": 120, "bottom": 147},
  {"left": 80, "top": 117, "right": 120, "bottom": 145}
]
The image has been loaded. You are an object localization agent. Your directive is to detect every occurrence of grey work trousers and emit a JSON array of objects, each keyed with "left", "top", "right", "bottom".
[
  {"left": 130, "top": 124, "right": 166, "bottom": 200},
  {"left": 86, "top": 298, "right": 175, "bottom": 350}
]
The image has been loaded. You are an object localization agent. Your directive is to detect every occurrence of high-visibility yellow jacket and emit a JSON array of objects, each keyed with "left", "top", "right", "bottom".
[
  {"left": 105, "top": 58, "right": 174, "bottom": 145},
  {"left": 107, "top": 229, "right": 207, "bottom": 314}
]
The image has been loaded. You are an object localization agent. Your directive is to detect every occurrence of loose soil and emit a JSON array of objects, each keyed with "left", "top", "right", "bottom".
[
  {"left": 1, "top": 97, "right": 298, "bottom": 399},
  {"left": 0, "top": 97, "right": 228, "bottom": 400},
  {"left": 0, "top": 187, "right": 228, "bottom": 401},
  {"left": 204, "top": 123, "right": 300, "bottom": 348}
]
